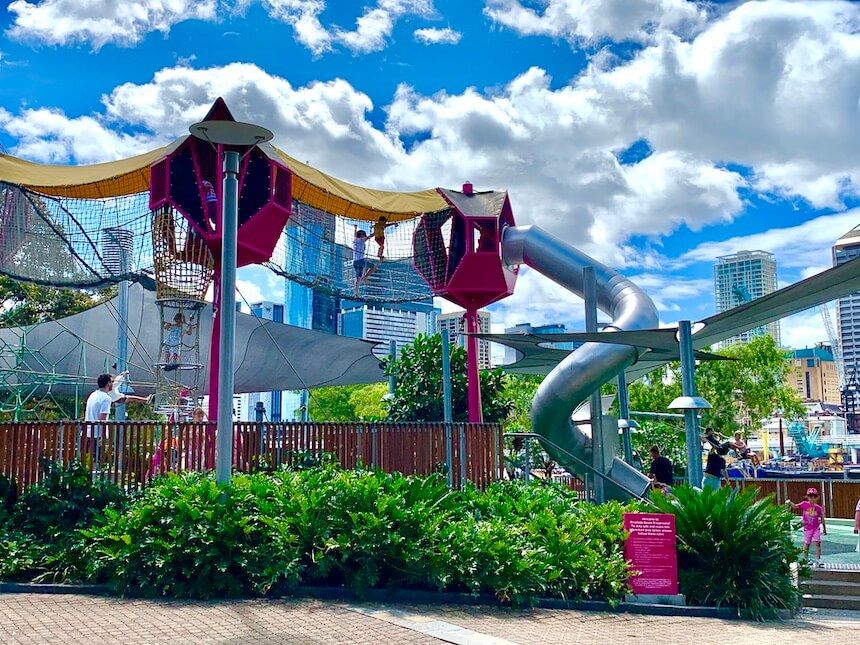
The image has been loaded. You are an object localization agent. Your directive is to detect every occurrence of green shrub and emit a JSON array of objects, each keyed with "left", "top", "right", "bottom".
[
  {"left": 13, "top": 460, "right": 127, "bottom": 535},
  {"left": 649, "top": 485, "right": 802, "bottom": 619},
  {"left": 85, "top": 472, "right": 303, "bottom": 597},
  {"left": 80, "top": 466, "right": 634, "bottom": 604},
  {"left": 0, "top": 461, "right": 126, "bottom": 583}
]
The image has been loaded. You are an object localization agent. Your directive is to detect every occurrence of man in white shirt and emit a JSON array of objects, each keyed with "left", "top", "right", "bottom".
[{"left": 84, "top": 373, "right": 152, "bottom": 464}]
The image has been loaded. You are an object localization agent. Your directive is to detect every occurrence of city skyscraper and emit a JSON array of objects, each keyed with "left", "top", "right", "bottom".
[
  {"left": 713, "top": 250, "right": 780, "bottom": 346},
  {"left": 340, "top": 299, "right": 440, "bottom": 358},
  {"left": 244, "top": 301, "right": 286, "bottom": 422},
  {"left": 833, "top": 225, "right": 860, "bottom": 427},
  {"left": 437, "top": 311, "right": 492, "bottom": 369}
]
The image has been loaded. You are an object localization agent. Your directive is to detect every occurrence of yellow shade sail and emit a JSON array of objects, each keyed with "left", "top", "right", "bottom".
[{"left": 0, "top": 138, "right": 449, "bottom": 221}]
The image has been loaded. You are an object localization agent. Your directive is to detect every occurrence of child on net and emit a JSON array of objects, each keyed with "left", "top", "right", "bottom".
[
  {"left": 787, "top": 487, "right": 827, "bottom": 566},
  {"left": 162, "top": 312, "right": 194, "bottom": 367},
  {"left": 372, "top": 216, "right": 397, "bottom": 260}
]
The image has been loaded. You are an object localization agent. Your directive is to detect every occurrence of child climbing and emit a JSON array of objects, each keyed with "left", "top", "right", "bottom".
[
  {"left": 372, "top": 216, "right": 397, "bottom": 260},
  {"left": 162, "top": 311, "right": 194, "bottom": 367},
  {"left": 787, "top": 487, "right": 827, "bottom": 566},
  {"left": 353, "top": 227, "right": 377, "bottom": 295},
  {"left": 202, "top": 180, "right": 218, "bottom": 230}
]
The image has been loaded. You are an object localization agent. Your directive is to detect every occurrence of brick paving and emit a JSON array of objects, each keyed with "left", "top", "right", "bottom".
[{"left": 0, "top": 594, "right": 858, "bottom": 644}]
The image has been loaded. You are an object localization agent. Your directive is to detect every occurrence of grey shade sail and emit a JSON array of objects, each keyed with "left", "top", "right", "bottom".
[
  {"left": 482, "top": 254, "right": 860, "bottom": 378},
  {"left": 0, "top": 284, "right": 384, "bottom": 396}
]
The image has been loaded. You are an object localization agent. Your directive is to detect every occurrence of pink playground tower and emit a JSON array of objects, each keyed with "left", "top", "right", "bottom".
[
  {"left": 414, "top": 183, "right": 518, "bottom": 422},
  {"left": 148, "top": 99, "right": 292, "bottom": 420}
]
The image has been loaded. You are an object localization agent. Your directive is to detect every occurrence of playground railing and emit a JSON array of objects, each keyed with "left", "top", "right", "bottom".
[{"left": 0, "top": 420, "right": 504, "bottom": 492}]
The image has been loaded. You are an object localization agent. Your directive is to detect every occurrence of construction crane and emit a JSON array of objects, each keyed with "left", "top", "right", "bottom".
[{"left": 818, "top": 302, "right": 844, "bottom": 388}]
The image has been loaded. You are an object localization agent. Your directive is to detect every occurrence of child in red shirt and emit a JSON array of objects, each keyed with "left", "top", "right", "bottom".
[{"left": 787, "top": 487, "right": 827, "bottom": 566}]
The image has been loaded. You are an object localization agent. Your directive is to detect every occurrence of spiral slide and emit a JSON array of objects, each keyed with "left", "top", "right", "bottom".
[{"left": 502, "top": 225, "right": 657, "bottom": 500}]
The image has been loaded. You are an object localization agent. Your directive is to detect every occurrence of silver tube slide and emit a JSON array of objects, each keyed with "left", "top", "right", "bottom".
[{"left": 501, "top": 225, "right": 658, "bottom": 500}]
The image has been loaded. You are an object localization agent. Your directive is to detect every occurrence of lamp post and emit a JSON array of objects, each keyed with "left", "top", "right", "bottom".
[
  {"left": 669, "top": 319, "right": 711, "bottom": 487},
  {"left": 188, "top": 118, "right": 273, "bottom": 484}
]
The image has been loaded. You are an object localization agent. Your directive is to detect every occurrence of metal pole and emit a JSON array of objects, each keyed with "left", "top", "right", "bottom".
[
  {"left": 215, "top": 150, "right": 240, "bottom": 484},
  {"left": 678, "top": 320, "right": 703, "bottom": 487},
  {"left": 617, "top": 370, "right": 633, "bottom": 463},
  {"left": 464, "top": 308, "right": 483, "bottom": 422},
  {"left": 778, "top": 416, "right": 785, "bottom": 457},
  {"left": 114, "top": 230, "right": 130, "bottom": 422},
  {"left": 583, "top": 266, "right": 604, "bottom": 503},
  {"left": 442, "top": 333, "right": 454, "bottom": 487},
  {"left": 524, "top": 438, "right": 531, "bottom": 483},
  {"left": 388, "top": 339, "right": 397, "bottom": 395}
]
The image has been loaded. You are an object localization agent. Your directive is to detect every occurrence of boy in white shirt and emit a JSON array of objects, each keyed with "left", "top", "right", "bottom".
[{"left": 84, "top": 373, "right": 152, "bottom": 465}]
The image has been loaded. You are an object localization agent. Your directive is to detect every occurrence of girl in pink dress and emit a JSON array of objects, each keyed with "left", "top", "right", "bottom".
[{"left": 787, "top": 487, "right": 827, "bottom": 566}]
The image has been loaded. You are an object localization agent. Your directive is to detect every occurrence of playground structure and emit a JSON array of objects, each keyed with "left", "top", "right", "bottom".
[{"left": 2, "top": 99, "right": 860, "bottom": 498}]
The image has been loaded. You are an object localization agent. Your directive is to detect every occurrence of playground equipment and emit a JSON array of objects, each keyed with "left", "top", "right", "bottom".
[
  {"left": 5, "top": 99, "right": 860, "bottom": 497},
  {"left": 787, "top": 421, "right": 830, "bottom": 460}
]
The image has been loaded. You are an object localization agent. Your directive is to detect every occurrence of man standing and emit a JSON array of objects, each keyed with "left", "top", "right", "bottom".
[
  {"left": 648, "top": 445, "right": 674, "bottom": 487},
  {"left": 702, "top": 448, "right": 729, "bottom": 491},
  {"left": 84, "top": 373, "right": 151, "bottom": 464}
]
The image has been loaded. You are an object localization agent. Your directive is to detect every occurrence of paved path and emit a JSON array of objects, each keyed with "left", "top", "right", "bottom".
[{"left": 0, "top": 594, "right": 858, "bottom": 644}]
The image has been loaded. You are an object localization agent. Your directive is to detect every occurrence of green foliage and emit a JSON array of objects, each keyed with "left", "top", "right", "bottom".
[
  {"left": 628, "top": 335, "right": 804, "bottom": 438},
  {"left": 649, "top": 485, "right": 802, "bottom": 619},
  {"left": 502, "top": 374, "right": 541, "bottom": 433},
  {"left": 13, "top": 460, "right": 127, "bottom": 535},
  {"left": 0, "top": 275, "right": 111, "bottom": 327},
  {"left": 307, "top": 383, "right": 389, "bottom": 421},
  {"left": 697, "top": 335, "right": 804, "bottom": 434},
  {"left": 386, "top": 334, "right": 513, "bottom": 423},
  {"left": 0, "top": 461, "right": 127, "bottom": 583},
  {"left": 79, "top": 466, "right": 632, "bottom": 604},
  {"left": 629, "top": 420, "right": 687, "bottom": 476}
]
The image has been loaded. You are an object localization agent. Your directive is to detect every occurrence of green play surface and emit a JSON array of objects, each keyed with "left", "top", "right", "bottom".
[{"left": 793, "top": 519, "right": 860, "bottom": 567}]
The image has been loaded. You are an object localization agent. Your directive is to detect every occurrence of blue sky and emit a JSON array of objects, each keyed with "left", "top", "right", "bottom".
[{"left": 0, "top": 0, "right": 858, "bottom": 349}]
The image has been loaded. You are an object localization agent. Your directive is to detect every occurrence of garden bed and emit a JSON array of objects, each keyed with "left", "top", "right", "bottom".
[{"left": 0, "top": 461, "right": 804, "bottom": 620}]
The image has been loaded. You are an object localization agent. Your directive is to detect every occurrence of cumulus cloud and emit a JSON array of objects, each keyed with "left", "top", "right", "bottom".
[
  {"left": 483, "top": 0, "right": 707, "bottom": 44},
  {"left": 679, "top": 209, "right": 860, "bottom": 272},
  {"left": 333, "top": 0, "right": 435, "bottom": 54},
  {"left": 258, "top": 0, "right": 331, "bottom": 55},
  {"left": 414, "top": 26, "right": 461, "bottom": 45},
  {"left": 6, "top": 0, "right": 217, "bottom": 50}
]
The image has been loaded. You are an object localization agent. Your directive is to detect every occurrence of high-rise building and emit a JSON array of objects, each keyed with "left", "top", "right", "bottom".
[
  {"left": 437, "top": 311, "right": 492, "bottom": 369},
  {"left": 785, "top": 345, "right": 841, "bottom": 405},
  {"left": 244, "top": 301, "right": 286, "bottom": 422},
  {"left": 833, "top": 225, "right": 860, "bottom": 429},
  {"left": 502, "top": 322, "right": 580, "bottom": 365},
  {"left": 340, "top": 299, "right": 440, "bottom": 358},
  {"left": 713, "top": 250, "right": 780, "bottom": 346}
]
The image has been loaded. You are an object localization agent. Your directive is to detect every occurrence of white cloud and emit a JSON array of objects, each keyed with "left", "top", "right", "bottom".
[
  {"left": 334, "top": 0, "right": 435, "bottom": 54},
  {"left": 258, "top": 0, "right": 331, "bottom": 55},
  {"left": 679, "top": 209, "right": 860, "bottom": 272},
  {"left": 414, "top": 26, "right": 461, "bottom": 45},
  {"left": 780, "top": 309, "right": 829, "bottom": 350},
  {"left": 483, "top": 0, "right": 706, "bottom": 44},
  {"left": 6, "top": 0, "right": 217, "bottom": 50}
]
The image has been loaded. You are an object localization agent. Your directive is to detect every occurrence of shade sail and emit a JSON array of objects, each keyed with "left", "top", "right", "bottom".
[
  {"left": 0, "top": 141, "right": 449, "bottom": 221},
  {"left": 484, "top": 255, "right": 860, "bottom": 380},
  {"left": 0, "top": 284, "right": 385, "bottom": 396}
]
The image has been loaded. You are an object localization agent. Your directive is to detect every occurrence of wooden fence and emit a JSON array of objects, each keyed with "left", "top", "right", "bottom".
[
  {"left": 0, "top": 421, "right": 504, "bottom": 492},
  {"left": 736, "top": 478, "right": 860, "bottom": 519}
]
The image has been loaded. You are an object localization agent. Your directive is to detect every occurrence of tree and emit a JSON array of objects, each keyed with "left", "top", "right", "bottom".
[
  {"left": 629, "top": 420, "right": 687, "bottom": 477},
  {"left": 625, "top": 334, "right": 804, "bottom": 438},
  {"left": 696, "top": 334, "right": 804, "bottom": 435},
  {"left": 0, "top": 275, "right": 111, "bottom": 327},
  {"left": 386, "top": 334, "right": 513, "bottom": 423},
  {"left": 307, "top": 383, "right": 389, "bottom": 422}
]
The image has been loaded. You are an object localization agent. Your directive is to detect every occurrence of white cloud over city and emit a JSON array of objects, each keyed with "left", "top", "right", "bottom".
[{"left": 0, "top": 0, "right": 858, "bottom": 347}]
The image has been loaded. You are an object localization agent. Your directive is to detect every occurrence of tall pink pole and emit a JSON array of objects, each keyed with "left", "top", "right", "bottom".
[
  {"left": 208, "top": 273, "right": 221, "bottom": 422},
  {"left": 464, "top": 308, "right": 483, "bottom": 423}
]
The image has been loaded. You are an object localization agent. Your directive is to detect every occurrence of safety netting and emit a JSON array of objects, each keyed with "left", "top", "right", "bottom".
[{"left": 0, "top": 180, "right": 455, "bottom": 304}]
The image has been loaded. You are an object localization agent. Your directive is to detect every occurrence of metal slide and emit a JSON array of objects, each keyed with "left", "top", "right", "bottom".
[{"left": 501, "top": 225, "right": 657, "bottom": 500}]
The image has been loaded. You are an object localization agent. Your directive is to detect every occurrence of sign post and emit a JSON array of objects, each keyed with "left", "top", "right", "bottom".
[{"left": 623, "top": 512, "right": 682, "bottom": 603}]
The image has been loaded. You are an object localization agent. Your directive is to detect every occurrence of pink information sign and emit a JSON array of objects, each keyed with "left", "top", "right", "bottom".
[{"left": 623, "top": 512, "right": 678, "bottom": 596}]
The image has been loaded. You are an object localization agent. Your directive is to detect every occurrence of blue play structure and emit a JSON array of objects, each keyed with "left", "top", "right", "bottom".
[{"left": 787, "top": 421, "right": 829, "bottom": 459}]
